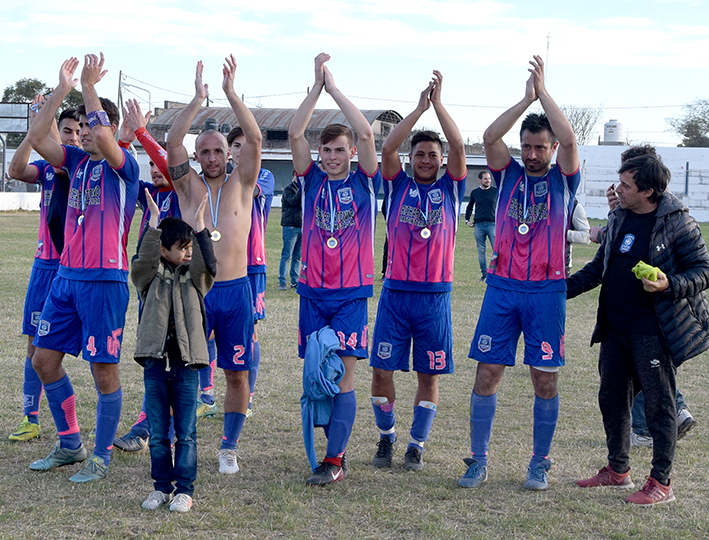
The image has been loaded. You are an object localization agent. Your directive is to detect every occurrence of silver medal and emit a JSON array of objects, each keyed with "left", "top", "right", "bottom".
[
  {"left": 211, "top": 229, "right": 222, "bottom": 242},
  {"left": 518, "top": 223, "right": 529, "bottom": 235},
  {"left": 420, "top": 227, "right": 431, "bottom": 239},
  {"left": 78, "top": 215, "right": 84, "bottom": 226}
]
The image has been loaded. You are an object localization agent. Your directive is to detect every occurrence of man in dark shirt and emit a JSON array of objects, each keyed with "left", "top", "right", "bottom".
[
  {"left": 279, "top": 171, "right": 302, "bottom": 290},
  {"left": 567, "top": 153, "right": 709, "bottom": 506},
  {"left": 464, "top": 170, "right": 496, "bottom": 281}
]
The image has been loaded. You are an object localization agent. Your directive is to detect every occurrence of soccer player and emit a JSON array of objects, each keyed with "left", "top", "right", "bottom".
[
  {"left": 459, "top": 55, "right": 580, "bottom": 491},
  {"left": 370, "top": 72, "right": 466, "bottom": 471},
  {"left": 26, "top": 54, "right": 141, "bottom": 482},
  {"left": 166, "top": 55, "right": 261, "bottom": 474},
  {"left": 226, "top": 126, "right": 275, "bottom": 418},
  {"left": 288, "top": 53, "right": 381, "bottom": 485},
  {"left": 7, "top": 96, "right": 80, "bottom": 442},
  {"left": 113, "top": 98, "right": 182, "bottom": 452}
]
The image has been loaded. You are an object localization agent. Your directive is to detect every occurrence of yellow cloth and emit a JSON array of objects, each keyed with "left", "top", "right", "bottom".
[{"left": 632, "top": 261, "right": 660, "bottom": 282}]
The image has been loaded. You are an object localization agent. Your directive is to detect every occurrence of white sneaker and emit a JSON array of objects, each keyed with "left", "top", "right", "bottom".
[
  {"left": 217, "top": 449, "right": 239, "bottom": 474},
  {"left": 677, "top": 408, "right": 697, "bottom": 439},
  {"left": 142, "top": 490, "right": 171, "bottom": 510},
  {"left": 630, "top": 432, "right": 653, "bottom": 447},
  {"left": 169, "top": 493, "right": 193, "bottom": 513}
]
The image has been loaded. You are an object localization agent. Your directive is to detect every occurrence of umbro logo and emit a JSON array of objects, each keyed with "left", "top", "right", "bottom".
[{"left": 650, "top": 359, "right": 660, "bottom": 368}]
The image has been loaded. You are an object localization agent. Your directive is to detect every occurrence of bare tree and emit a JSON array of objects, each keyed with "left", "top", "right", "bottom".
[
  {"left": 667, "top": 99, "right": 709, "bottom": 147},
  {"left": 560, "top": 105, "right": 604, "bottom": 145}
]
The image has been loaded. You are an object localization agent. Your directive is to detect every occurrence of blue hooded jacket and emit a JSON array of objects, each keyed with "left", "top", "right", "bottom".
[{"left": 300, "top": 326, "right": 344, "bottom": 471}]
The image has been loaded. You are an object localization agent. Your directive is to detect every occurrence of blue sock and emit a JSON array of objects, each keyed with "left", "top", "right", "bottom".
[
  {"left": 409, "top": 402, "right": 437, "bottom": 451},
  {"left": 44, "top": 375, "right": 82, "bottom": 449},
  {"left": 199, "top": 338, "right": 216, "bottom": 404},
  {"left": 23, "top": 356, "right": 43, "bottom": 420},
  {"left": 470, "top": 392, "right": 497, "bottom": 467},
  {"left": 221, "top": 412, "right": 246, "bottom": 450},
  {"left": 530, "top": 394, "right": 559, "bottom": 468},
  {"left": 249, "top": 340, "right": 261, "bottom": 395},
  {"left": 94, "top": 387, "right": 122, "bottom": 465},
  {"left": 371, "top": 397, "right": 396, "bottom": 442},
  {"left": 130, "top": 395, "right": 150, "bottom": 438},
  {"left": 326, "top": 390, "right": 356, "bottom": 459}
]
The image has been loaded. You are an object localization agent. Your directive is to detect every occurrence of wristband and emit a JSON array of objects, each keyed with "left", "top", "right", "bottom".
[{"left": 87, "top": 110, "right": 110, "bottom": 129}]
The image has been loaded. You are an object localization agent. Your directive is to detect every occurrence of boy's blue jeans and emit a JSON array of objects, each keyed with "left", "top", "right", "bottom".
[{"left": 144, "top": 358, "right": 199, "bottom": 497}]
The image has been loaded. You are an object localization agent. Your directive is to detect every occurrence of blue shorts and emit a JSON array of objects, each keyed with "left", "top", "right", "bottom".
[
  {"left": 33, "top": 276, "right": 129, "bottom": 363},
  {"left": 204, "top": 277, "right": 254, "bottom": 372},
  {"left": 469, "top": 285, "right": 565, "bottom": 368},
  {"left": 371, "top": 288, "right": 453, "bottom": 374},
  {"left": 22, "top": 261, "right": 59, "bottom": 336},
  {"left": 298, "top": 296, "right": 368, "bottom": 359},
  {"left": 248, "top": 272, "right": 266, "bottom": 321}
]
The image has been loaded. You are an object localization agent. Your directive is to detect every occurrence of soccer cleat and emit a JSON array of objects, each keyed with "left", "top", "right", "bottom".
[
  {"left": 524, "top": 458, "right": 553, "bottom": 491},
  {"left": 306, "top": 461, "right": 344, "bottom": 486},
  {"left": 403, "top": 446, "right": 424, "bottom": 472},
  {"left": 625, "top": 476, "right": 675, "bottom": 506},
  {"left": 169, "top": 493, "right": 193, "bottom": 513},
  {"left": 196, "top": 400, "right": 217, "bottom": 418},
  {"left": 69, "top": 455, "right": 108, "bottom": 483},
  {"left": 576, "top": 465, "right": 635, "bottom": 489},
  {"left": 341, "top": 452, "right": 349, "bottom": 478},
  {"left": 142, "top": 490, "right": 172, "bottom": 510},
  {"left": 372, "top": 438, "right": 395, "bottom": 468},
  {"left": 459, "top": 458, "right": 488, "bottom": 488},
  {"left": 113, "top": 431, "right": 148, "bottom": 452},
  {"left": 630, "top": 432, "right": 653, "bottom": 447},
  {"left": 217, "top": 449, "right": 239, "bottom": 474},
  {"left": 29, "top": 441, "right": 88, "bottom": 471},
  {"left": 9, "top": 416, "right": 41, "bottom": 441},
  {"left": 677, "top": 409, "right": 696, "bottom": 440}
]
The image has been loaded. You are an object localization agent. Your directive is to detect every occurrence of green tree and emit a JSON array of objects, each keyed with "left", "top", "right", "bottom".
[
  {"left": 667, "top": 99, "right": 709, "bottom": 147},
  {"left": 2, "top": 78, "right": 83, "bottom": 147}
]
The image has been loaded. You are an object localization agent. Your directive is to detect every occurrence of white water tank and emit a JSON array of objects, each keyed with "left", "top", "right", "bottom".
[{"left": 603, "top": 119, "right": 624, "bottom": 145}]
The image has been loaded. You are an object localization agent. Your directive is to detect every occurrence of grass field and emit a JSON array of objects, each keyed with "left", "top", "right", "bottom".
[{"left": 1, "top": 209, "right": 708, "bottom": 540}]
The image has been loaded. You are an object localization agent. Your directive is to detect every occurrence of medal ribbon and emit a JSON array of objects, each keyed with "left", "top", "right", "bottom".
[{"left": 202, "top": 174, "right": 229, "bottom": 231}]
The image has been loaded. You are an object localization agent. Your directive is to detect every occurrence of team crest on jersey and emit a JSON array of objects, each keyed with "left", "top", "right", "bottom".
[
  {"left": 428, "top": 189, "right": 442, "bottom": 204},
  {"left": 31, "top": 311, "right": 41, "bottom": 327},
  {"left": 37, "top": 320, "right": 51, "bottom": 336},
  {"left": 620, "top": 234, "right": 635, "bottom": 253},
  {"left": 160, "top": 196, "right": 171, "bottom": 213},
  {"left": 534, "top": 181, "right": 548, "bottom": 198},
  {"left": 337, "top": 187, "right": 353, "bottom": 204},
  {"left": 377, "top": 342, "right": 393, "bottom": 359},
  {"left": 90, "top": 165, "right": 102, "bottom": 183},
  {"left": 477, "top": 334, "right": 492, "bottom": 353}
]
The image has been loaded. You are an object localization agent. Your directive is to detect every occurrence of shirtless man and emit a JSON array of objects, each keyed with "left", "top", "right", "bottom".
[{"left": 166, "top": 55, "right": 261, "bottom": 474}]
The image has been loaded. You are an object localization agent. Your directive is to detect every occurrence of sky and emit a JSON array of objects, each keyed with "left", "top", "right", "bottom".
[{"left": 2, "top": 0, "right": 708, "bottom": 148}]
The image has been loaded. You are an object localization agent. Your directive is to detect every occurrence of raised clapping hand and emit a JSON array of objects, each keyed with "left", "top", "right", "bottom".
[
  {"left": 124, "top": 99, "right": 150, "bottom": 132},
  {"left": 58, "top": 58, "right": 79, "bottom": 93},
  {"left": 195, "top": 192, "right": 209, "bottom": 232},
  {"left": 222, "top": 54, "right": 237, "bottom": 96},
  {"left": 145, "top": 188, "right": 160, "bottom": 229},
  {"left": 416, "top": 79, "right": 434, "bottom": 113},
  {"left": 314, "top": 53, "right": 330, "bottom": 87},
  {"left": 81, "top": 53, "right": 108, "bottom": 89},
  {"left": 323, "top": 65, "right": 338, "bottom": 95},
  {"left": 195, "top": 61, "right": 209, "bottom": 101},
  {"left": 29, "top": 94, "right": 47, "bottom": 122},
  {"left": 528, "top": 55, "right": 547, "bottom": 99},
  {"left": 430, "top": 70, "right": 443, "bottom": 105}
]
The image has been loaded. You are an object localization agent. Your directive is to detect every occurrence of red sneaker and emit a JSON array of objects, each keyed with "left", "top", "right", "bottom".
[
  {"left": 577, "top": 465, "right": 634, "bottom": 488},
  {"left": 625, "top": 476, "right": 675, "bottom": 506}
]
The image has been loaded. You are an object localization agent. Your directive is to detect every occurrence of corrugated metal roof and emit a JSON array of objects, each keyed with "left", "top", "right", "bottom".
[{"left": 150, "top": 108, "right": 402, "bottom": 131}]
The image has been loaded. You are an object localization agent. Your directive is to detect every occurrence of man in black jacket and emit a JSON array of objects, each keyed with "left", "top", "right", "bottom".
[
  {"left": 464, "top": 170, "right": 496, "bottom": 282},
  {"left": 568, "top": 153, "right": 709, "bottom": 506},
  {"left": 279, "top": 171, "right": 302, "bottom": 289}
]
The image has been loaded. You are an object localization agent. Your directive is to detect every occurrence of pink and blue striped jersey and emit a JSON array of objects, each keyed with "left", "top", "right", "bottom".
[
  {"left": 297, "top": 162, "right": 381, "bottom": 300},
  {"left": 247, "top": 168, "right": 275, "bottom": 274},
  {"left": 59, "top": 145, "right": 140, "bottom": 282},
  {"left": 29, "top": 160, "right": 62, "bottom": 266},
  {"left": 383, "top": 169, "right": 466, "bottom": 292},
  {"left": 137, "top": 182, "right": 181, "bottom": 236},
  {"left": 487, "top": 158, "right": 580, "bottom": 292}
]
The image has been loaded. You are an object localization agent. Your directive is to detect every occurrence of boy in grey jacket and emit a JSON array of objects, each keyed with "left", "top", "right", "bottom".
[{"left": 133, "top": 191, "right": 216, "bottom": 513}]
